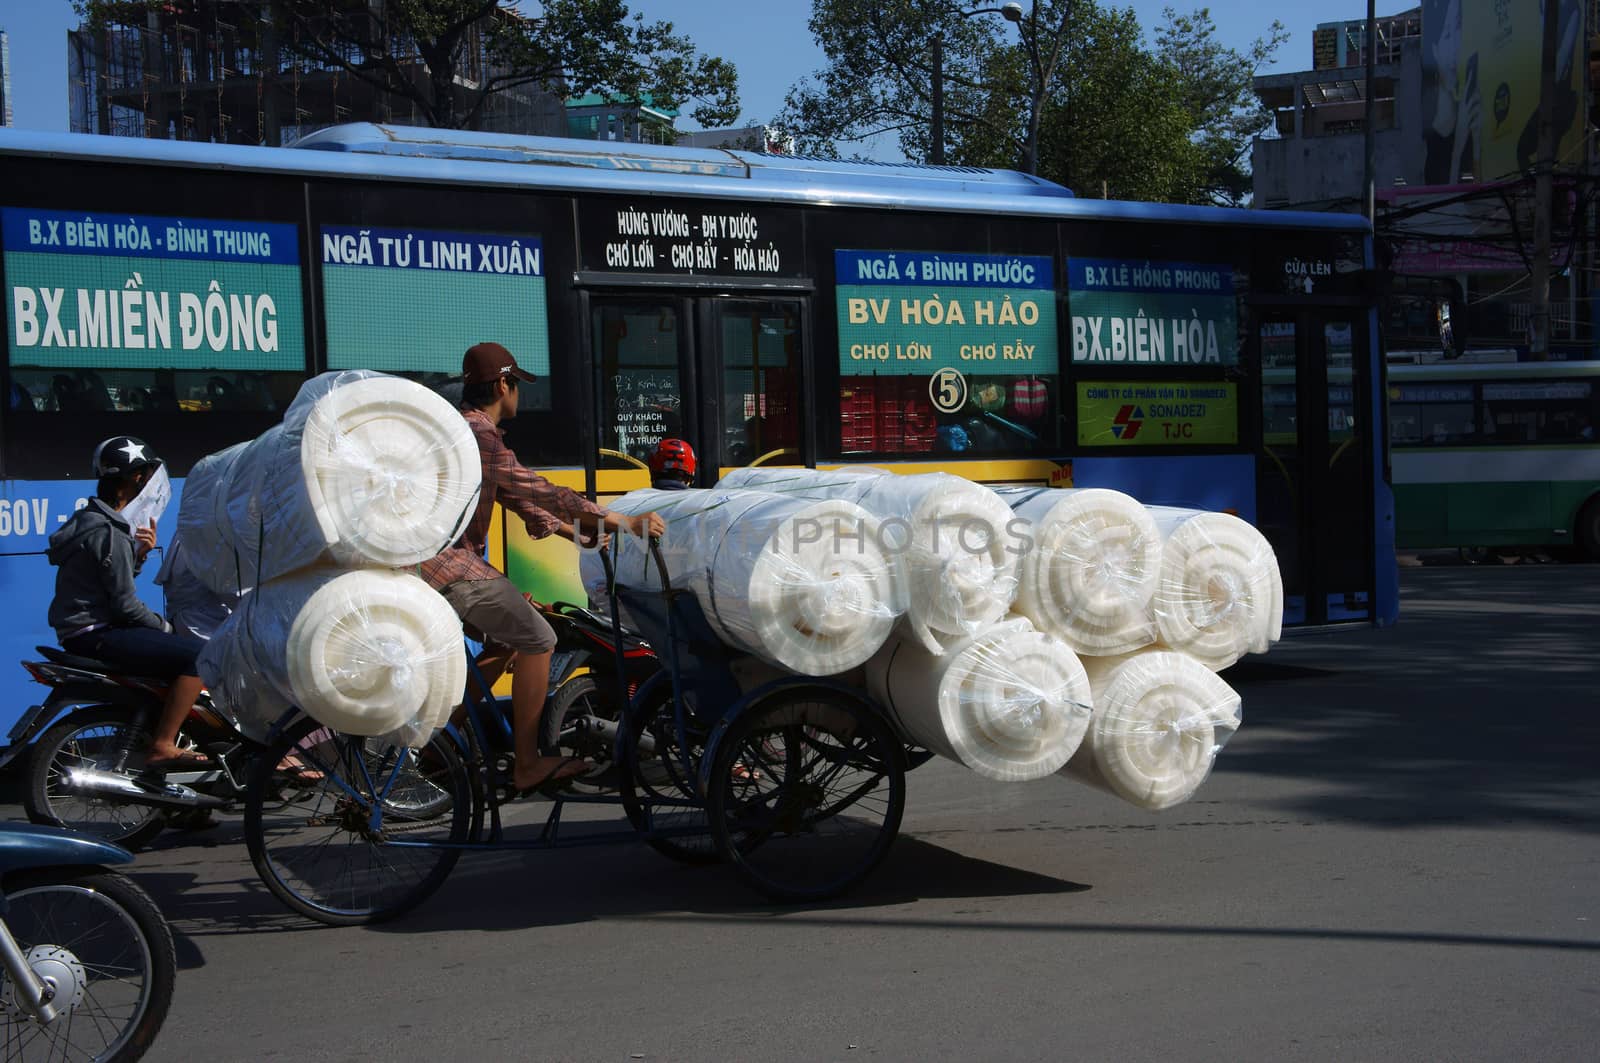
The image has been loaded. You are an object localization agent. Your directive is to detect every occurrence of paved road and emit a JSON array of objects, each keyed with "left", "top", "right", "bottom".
[{"left": 9, "top": 565, "right": 1600, "bottom": 1062}]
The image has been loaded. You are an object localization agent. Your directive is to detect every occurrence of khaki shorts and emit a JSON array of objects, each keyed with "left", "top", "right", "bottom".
[{"left": 439, "top": 577, "right": 556, "bottom": 655}]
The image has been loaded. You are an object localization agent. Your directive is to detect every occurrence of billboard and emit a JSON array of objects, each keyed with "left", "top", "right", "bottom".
[{"left": 1420, "top": 0, "right": 1585, "bottom": 186}]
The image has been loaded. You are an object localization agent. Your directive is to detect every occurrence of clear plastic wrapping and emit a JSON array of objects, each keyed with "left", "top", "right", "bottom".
[
  {"left": 718, "top": 467, "right": 1020, "bottom": 653},
  {"left": 197, "top": 568, "right": 465, "bottom": 745},
  {"left": 582, "top": 488, "right": 903, "bottom": 676},
  {"left": 999, "top": 487, "right": 1163, "bottom": 657},
  {"left": 179, "top": 370, "right": 482, "bottom": 596},
  {"left": 866, "top": 617, "right": 1093, "bottom": 782},
  {"left": 1146, "top": 507, "right": 1283, "bottom": 671},
  {"left": 1059, "top": 650, "right": 1242, "bottom": 811}
]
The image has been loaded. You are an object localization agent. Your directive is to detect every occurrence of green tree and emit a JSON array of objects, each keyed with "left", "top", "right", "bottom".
[
  {"left": 1153, "top": 6, "right": 1288, "bottom": 205},
  {"left": 778, "top": 0, "right": 1072, "bottom": 171},
  {"left": 77, "top": 1, "right": 740, "bottom": 132},
  {"left": 780, "top": 0, "right": 1283, "bottom": 205}
]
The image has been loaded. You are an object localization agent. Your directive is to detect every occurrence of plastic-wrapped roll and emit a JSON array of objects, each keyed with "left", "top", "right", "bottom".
[
  {"left": 182, "top": 371, "right": 481, "bottom": 595},
  {"left": 586, "top": 488, "right": 901, "bottom": 675},
  {"left": 1000, "top": 487, "right": 1162, "bottom": 657},
  {"left": 867, "top": 618, "right": 1093, "bottom": 781},
  {"left": 198, "top": 568, "right": 465, "bottom": 744},
  {"left": 1059, "top": 650, "right": 1242, "bottom": 811},
  {"left": 718, "top": 467, "right": 1019, "bottom": 653},
  {"left": 1147, "top": 507, "right": 1283, "bottom": 670},
  {"left": 174, "top": 442, "right": 249, "bottom": 598}
]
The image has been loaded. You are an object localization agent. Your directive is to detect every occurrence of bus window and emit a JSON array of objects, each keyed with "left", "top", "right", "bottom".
[
  {"left": 720, "top": 302, "right": 802, "bottom": 467},
  {"left": 1483, "top": 380, "right": 1596, "bottom": 443},
  {"left": 594, "top": 302, "right": 684, "bottom": 467}
]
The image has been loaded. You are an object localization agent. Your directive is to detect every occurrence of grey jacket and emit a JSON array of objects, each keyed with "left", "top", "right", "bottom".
[{"left": 47, "top": 498, "right": 168, "bottom": 640}]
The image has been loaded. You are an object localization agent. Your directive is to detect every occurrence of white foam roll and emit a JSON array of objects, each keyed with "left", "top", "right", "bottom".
[
  {"left": 199, "top": 568, "right": 465, "bottom": 744},
  {"left": 867, "top": 618, "right": 1093, "bottom": 781},
  {"left": 184, "top": 371, "right": 481, "bottom": 594},
  {"left": 718, "top": 468, "right": 1019, "bottom": 653},
  {"left": 1147, "top": 508, "right": 1283, "bottom": 670},
  {"left": 592, "top": 488, "right": 901, "bottom": 675},
  {"left": 1060, "top": 650, "right": 1243, "bottom": 811},
  {"left": 297, "top": 374, "right": 481, "bottom": 568},
  {"left": 1006, "top": 488, "right": 1162, "bottom": 657}
]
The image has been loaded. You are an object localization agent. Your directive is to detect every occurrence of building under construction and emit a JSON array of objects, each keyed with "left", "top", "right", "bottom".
[{"left": 67, "top": 1, "right": 565, "bottom": 145}]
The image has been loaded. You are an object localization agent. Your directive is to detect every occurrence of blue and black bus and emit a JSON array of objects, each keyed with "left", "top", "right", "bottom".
[{"left": 0, "top": 123, "right": 1396, "bottom": 729}]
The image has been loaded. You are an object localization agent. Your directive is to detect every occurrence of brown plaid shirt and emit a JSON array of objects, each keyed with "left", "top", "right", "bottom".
[{"left": 420, "top": 407, "right": 605, "bottom": 589}]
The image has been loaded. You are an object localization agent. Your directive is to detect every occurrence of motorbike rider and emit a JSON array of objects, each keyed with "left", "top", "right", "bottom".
[
  {"left": 648, "top": 438, "right": 697, "bottom": 491},
  {"left": 47, "top": 438, "right": 211, "bottom": 771},
  {"left": 421, "top": 342, "right": 665, "bottom": 794}
]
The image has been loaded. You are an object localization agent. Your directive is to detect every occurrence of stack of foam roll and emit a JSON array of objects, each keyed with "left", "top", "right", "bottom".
[
  {"left": 193, "top": 371, "right": 480, "bottom": 745},
  {"left": 596, "top": 469, "right": 1284, "bottom": 808}
]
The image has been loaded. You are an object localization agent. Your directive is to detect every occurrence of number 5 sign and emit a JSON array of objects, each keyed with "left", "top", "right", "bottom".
[{"left": 930, "top": 368, "right": 967, "bottom": 413}]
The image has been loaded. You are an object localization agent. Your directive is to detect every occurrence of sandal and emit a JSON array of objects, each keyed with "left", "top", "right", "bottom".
[
  {"left": 510, "top": 756, "right": 591, "bottom": 799},
  {"left": 144, "top": 750, "right": 217, "bottom": 773},
  {"left": 276, "top": 753, "right": 326, "bottom": 786}
]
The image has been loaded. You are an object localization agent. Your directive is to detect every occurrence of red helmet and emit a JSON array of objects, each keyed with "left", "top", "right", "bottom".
[{"left": 648, "top": 438, "right": 697, "bottom": 480}]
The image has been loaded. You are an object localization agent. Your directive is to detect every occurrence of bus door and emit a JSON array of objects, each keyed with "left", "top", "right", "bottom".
[
  {"left": 589, "top": 294, "right": 809, "bottom": 487},
  {"left": 1256, "top": 310, "right": 1374, "bottom": 625}
]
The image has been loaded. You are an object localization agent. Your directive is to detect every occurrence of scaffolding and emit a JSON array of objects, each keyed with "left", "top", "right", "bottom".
[{"left": 68, "top": 1, "right": 563, "bottom": 145}]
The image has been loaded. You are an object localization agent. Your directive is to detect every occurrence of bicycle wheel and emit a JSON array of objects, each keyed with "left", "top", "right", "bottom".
[
  {"left": 24, "top": 708, "right": 166, "bottom": 852},
  {"left": 244, "top": 717, "right": 474, "bottom": 926},
  {"left": 0, "top": 867, "right": 176, "bottom": 1063},
  {"left": 708, "top": 688, "right": 905, "bottom": 903},
  {"left": 618, "top": 682, "right": 719, "bottom": 866}
]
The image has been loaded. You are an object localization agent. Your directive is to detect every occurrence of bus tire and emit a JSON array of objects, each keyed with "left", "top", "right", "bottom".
[{"left": 1578, "top": 498, "right": 1600, "bottom": 560}]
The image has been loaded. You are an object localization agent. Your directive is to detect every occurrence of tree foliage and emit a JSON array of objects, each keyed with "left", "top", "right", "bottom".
[
  {"left": 77, "top": 1, "right": 740, "bottom": 132},
  {"left": 779, "top": 0, "right": 1284, "bottom": 205}
]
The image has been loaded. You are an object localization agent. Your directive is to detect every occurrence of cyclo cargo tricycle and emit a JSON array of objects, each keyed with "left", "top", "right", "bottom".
[{"left": 242, "top": 542, "right": 931, "bottom": 925}]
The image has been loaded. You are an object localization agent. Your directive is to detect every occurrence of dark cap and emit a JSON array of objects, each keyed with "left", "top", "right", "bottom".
[{"left": 463, "top": 342, "right": 536, "bottom": 385}]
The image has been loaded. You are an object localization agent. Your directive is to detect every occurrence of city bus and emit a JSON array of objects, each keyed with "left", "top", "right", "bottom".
[
  {"left": 1385, "top": 360, "right": 1600, "bottom": 556},
  {"left": 0, "top": 123, "right": 1396, "bottom": 728}
]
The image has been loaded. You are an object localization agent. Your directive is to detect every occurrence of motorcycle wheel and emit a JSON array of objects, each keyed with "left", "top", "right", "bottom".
[
  {"left": 0, "top": 867, "right": 177, "bottom": 1063},
  {"left": 538, "top": 674, "right": 623, "bottom": 794},
  {"left": 24, "top": 708, "right": 167, "bottom": 852}
]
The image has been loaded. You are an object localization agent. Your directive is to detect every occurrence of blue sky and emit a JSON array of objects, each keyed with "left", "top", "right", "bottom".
[{"left": 3, "top": 1, "right": 1348, "bottom": 146}]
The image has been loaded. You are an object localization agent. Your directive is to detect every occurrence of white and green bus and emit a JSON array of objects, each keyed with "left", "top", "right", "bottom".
[{"left": 1385, "top": 361, "right": 1600, "bottom": 556}]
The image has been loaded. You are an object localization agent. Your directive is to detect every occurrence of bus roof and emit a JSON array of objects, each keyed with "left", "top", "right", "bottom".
[{"left": 0, "top": 124, "right": 1370, "bottom": 234}]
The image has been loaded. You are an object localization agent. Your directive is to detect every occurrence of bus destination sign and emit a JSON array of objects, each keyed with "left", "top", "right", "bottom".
[
  {"left": 2, "top": 207, "right": 304, "bottom": 371},
  {"left": 1067, "top": 257, "right": 1239, "bottom": 365},
  {"left": 320, "top": 225, "right": 550, "bottom": 382},
  {"left": 578, "top": 199, "right": 802, "bottom": 277}
]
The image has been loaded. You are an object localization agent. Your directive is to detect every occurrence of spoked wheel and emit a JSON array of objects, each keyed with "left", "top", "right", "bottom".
[
  {"left": 244, "top": 717, "right": 475, "bottom": 926},
  {"left": 539, "top": 674, "right": 624, "bottom": 795},
  {"left": 0, "top": 867, "right": 176, "bottom": 1063},
  {"left": 708, "top": 688, "right": 905, "bottom": 903},
  {"left": 23, "top": 708, "right": 166, "bottom": 852},
  {"left": 618, "top": 681, "right": 720, "bottom": 865}
]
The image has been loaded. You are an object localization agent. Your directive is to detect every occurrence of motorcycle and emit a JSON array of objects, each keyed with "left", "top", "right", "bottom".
[
  {"left": 1, "top": 645, "right": 271, "bottom": 851},
  {"left": 0, "top": 821, "right": 176, "bottom": 1062},
  {"left": 525, "top": 599, "right": 660, "bottom": 793}
]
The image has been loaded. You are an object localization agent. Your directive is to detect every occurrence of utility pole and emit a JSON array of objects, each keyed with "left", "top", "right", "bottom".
[
  {"left": 1363, "top": 0, "right": 1376, "bottom": 225},
  {"left": 1528, "top": 0, "right": 1561, "bottom": 361},
  {"left": 930, "top": 35, "right": 945, "bottom": 165}
]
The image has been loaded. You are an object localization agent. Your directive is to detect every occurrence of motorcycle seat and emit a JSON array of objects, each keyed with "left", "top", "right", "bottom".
[{"left": 35, "top": 645, "right": 169, "bottom": 681}]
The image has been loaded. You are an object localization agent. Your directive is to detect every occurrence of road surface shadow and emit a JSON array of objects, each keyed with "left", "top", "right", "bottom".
[
  {"left": 132, "top": 832, "right": 1090, "bottom": 938},
  {"left": 1218, "top": 567, "right": 1600, "bottom": 832}
]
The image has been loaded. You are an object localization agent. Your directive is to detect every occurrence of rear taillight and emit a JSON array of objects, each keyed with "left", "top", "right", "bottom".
[{"left": 22, "top": 662, "right": 52, "bottom": 686}]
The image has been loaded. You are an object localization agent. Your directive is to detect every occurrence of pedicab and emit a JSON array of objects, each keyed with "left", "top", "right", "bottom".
[{"left": 241, "top": 541, "right": 928, "bottom": 925}]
